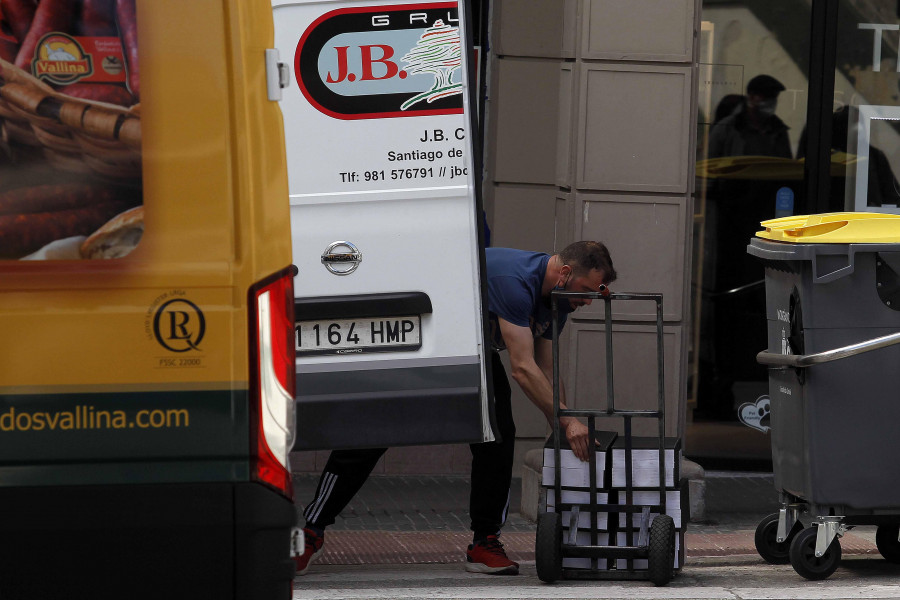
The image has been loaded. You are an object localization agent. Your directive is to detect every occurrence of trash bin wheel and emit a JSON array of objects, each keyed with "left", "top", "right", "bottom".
[
  {"left": 754, "top": 512, "right": 802, "bottom": 564},
  {"left": 535, "top": 512, "right": 563, "bottom": 583},
  {"left": 875, "top": 525, "right": 900, "bottom": 563},
  {"left": 648, "top": 514, "right": 676, "bottom": 586},
  {"left": 789, "top": 526, "right": 841, "bottom": 580}
]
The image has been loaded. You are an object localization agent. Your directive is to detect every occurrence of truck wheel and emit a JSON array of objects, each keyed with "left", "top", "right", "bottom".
[
  {"left": 648, "top": 514, "right": 675, "bottom": 586},
  {"left": 755, "top": 512, "right": 801, "bottom": 564},
  {"left": 535, "top": 512, "right": 563, "bottom": 583},
  {"left": 789, "top": 526, "right": 841, "bottom": 580},
  {"left": 875, "top": 525, "right": 900, "bottom": 563}
]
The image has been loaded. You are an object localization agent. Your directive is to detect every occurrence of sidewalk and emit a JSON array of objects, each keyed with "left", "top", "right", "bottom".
[{"left": 292, "top": 471, "right": 880, "bottom": 565}]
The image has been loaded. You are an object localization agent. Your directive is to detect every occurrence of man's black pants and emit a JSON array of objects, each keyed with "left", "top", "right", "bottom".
[{"left": 302, "top": 352, "right": 516, "bottom": 539}]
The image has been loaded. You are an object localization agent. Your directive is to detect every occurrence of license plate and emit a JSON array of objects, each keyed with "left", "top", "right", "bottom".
[{"left": 295, "top": 316, "right": 421, "bottom": 355}]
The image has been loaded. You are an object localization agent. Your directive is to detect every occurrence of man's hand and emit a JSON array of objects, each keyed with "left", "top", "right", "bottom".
[{"left": 563, "top": 418, "right": 592, "bottom": 462}]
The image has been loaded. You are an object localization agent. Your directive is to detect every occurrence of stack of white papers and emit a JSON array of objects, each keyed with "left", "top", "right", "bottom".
[
  {"left": 542, "top": 434, "right": 687, "bottom": 574},
  {"left": 541, "top": 462, "right": 605, "bottom": 487},
  {"left": 611, "top": 438, "right": 680, "bottom": 488},
  {"left": 616, "top": 490, "right": 683, "bottom": 528},
  {"left": 543, "top": 447, "right": 605, "bottom": 470},
  {"left": 542, "top": 431, "right": 616, "bottom": 488},
  {"left": 545, "top": 489, "right": 593, "bottom": 506},
  {"left": 547, "top": 493, "right": 610, "bottom": 530},
  {"left": 560, "top": 530, "right": 683, "bottom": 571}
]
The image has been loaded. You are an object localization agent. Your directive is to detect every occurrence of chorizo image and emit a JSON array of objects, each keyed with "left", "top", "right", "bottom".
[
  {"left": 78, "top": 0, "right": 116, "bottom": 37},
  {"left": 1, "top": 0, "right": 37, "bottom": 44},
  {"left": 14, "top": 0, "right": 76, "bottom": 70},
  {"left": 0, "top": 183, "right": 137, "bottom": 216},
  {"left": 0, "top": 200, "right": 137, "bottom": 258},
  {"left": 114, "top": 0, "right": 137, "bottom": 99},
  {"left": 62, "top": 82, "right": 133, "bottom": 106},
  {"left": 0, "top": 39, "right": 18, "bottom": 63}
]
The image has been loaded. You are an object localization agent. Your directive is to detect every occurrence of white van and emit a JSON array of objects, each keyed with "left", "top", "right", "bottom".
[{"left": 272, "top": 0, "right": 492, "bottom": 449}]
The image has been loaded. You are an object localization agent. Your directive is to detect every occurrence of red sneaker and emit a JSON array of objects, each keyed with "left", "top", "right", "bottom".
[
  {"left": 292, "top": 527, "right": 324, "bottom": 575},
  {"left": 465, "top": 535, "right": 519, "bottom": 575}
]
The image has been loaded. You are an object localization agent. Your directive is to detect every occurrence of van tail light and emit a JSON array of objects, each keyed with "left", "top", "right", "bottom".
[{"left": 248, "top": 265, "right": 298, "bottom": 499}]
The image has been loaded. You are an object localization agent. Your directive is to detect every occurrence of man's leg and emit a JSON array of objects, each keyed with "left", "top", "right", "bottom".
[
  {"left": 295, "top": 447, "right": 387, "bottom": 574},
  {"left": 466, "top": 352, "right": 518, "bottom": 574}
]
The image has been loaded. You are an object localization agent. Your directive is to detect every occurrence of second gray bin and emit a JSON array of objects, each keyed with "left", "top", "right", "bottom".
[{"left": 748, "top": 237, "right": 900, "bottom": 511}]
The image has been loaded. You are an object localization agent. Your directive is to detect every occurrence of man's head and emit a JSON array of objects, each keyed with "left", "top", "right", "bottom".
[
  {"left": 553, "top": 241, "right": 617, "bottom": 309},
  {"left": 746, "top": 74, "right": 785, "bottom": 118}
]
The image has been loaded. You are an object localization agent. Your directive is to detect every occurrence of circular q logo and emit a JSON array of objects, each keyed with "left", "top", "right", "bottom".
[{"left": 153, "top": 299, "right": 206, "bottom": 352}]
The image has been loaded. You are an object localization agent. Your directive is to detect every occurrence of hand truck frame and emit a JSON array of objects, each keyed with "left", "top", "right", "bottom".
[{"left": 535, "top": 288, "right": 677, "bottom": 586}]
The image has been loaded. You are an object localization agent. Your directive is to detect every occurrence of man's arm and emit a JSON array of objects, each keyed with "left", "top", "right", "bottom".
[{"left": 498, "top": 317, "right": 591, "bottom": 460}]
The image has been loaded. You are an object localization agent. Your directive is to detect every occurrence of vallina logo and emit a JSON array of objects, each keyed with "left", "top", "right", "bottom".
[
  {"left": 32, "top": 33, "right": 93, "bottom": 85},
  {"left": 295, "top": 2, "right": 464, "bottom": 119}
]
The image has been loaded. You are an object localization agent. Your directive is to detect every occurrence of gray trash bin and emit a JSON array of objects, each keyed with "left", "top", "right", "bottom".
[
  {"left": 748, "top": 213, "right": 900, "bottom": 511},
  {"left": 747, "top": 212, "right": 900, "bottom": 579}
]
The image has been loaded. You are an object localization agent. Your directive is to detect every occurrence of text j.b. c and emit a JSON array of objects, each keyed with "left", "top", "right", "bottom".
[{"left": 327, "top": 44, "right": 406, "bottom": 83}]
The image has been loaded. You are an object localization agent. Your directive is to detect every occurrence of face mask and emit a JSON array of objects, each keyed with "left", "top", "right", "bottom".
[
  {"left": 550, "top": 273, "right": 576, "bottom": 314},
  {"left": 756, "top": 99, "right": 777, "bottom": 117}
]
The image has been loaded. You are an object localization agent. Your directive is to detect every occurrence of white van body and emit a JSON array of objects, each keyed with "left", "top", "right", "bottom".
[{"left": 272, "top": 0, "right": 491, "bottom": 449}]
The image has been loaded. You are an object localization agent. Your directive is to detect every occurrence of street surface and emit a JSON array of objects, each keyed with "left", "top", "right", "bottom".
[
  {"left": 293, "top": 556, "right": 900, "bottom": 599},
  {"left": 290, "top": 473, "right": 900, "bottom": 599}
]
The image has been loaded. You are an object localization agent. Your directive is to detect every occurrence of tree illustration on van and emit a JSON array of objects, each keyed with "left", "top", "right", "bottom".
[{"left": 400, "top": 19, "right": 462, "bottom": 111}]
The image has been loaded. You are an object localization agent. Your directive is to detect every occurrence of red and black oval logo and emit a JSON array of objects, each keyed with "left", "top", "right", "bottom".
[
  {"left": 32, "top": 33, "right": 93, "bottom": 85},
  {"left": 295, "top": 3, "right": 465, "bottom": 120}
]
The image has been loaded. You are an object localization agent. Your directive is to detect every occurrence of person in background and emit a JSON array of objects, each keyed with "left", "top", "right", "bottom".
[
  {"left": 712, "top": 93, "right": 745, "bottom": 126},
  {"left": 797, "top": 105, "right": 900, "bottom": 209},
  {"left": 294, "top": 241, "right": 617, "bottom": 576},
  {"left": 698, "top": 75, "right": 792, "bottom": 421},
  {"left": 707, "top": 74, "right": 792, "bottom": 160}
]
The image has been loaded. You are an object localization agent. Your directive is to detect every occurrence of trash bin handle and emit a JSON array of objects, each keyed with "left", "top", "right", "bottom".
[{"left": 757, "top": 330, "right": 900, "bottom": 368}]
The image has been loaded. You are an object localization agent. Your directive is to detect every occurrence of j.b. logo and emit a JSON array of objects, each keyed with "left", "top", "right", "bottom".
[
  {"left": 153, "top": 298, "right": 206, "bottom": 353},
  {"left": 295, "top": 2, "right": 464, "bottom": 119}
]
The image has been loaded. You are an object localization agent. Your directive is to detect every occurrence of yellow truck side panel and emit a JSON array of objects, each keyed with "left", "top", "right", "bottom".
[{"left": 0, "top": 0, "right": 291, "bottom": 392}]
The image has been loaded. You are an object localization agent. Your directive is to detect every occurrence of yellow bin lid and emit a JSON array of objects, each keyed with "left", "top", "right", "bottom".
[{"left": 756, "top": 212, "right": 900, "bottom": 243}]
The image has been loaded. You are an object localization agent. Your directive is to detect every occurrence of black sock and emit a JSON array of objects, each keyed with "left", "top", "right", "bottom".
[{"left": 472, "top": 531, "right": 499, "bottom": 544}]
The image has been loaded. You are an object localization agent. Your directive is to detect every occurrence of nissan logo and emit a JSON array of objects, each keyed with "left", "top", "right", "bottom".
[{"left": 321, "top": 241, "right": 362, "bottom": 275}]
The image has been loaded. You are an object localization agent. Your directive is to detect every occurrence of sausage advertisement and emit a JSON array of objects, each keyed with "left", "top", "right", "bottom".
[{"left": 0, "top": 0, "right": 142, "bottom": 260}]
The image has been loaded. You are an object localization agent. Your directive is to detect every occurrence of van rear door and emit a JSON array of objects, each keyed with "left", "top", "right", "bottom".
[{"left": 272, "top": 0, "right": 491, "bottom": 450}]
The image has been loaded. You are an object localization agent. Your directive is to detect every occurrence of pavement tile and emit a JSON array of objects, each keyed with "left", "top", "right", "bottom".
[
  {"left": 313, "top": 530, "right": 878, "bottom": 566},
  {"left": 292, "top": 472, "right": 880, "bottom": 565}
]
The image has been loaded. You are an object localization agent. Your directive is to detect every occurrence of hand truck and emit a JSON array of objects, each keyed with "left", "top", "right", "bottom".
[{"left": 535, "top": 288, "right": 677, "bottom": 586}]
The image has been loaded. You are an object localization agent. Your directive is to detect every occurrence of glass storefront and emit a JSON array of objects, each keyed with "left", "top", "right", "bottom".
[
  {"left": 829, "top": 3, "right": 900, "bottom": 213},
  {"left": 689, "top": 0, "right": 900, "bottom": 467}
]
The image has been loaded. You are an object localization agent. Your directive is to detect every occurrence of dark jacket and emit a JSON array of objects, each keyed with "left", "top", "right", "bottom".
[{"left": 708, "top": 106, "right": 792, "bottom": 159}]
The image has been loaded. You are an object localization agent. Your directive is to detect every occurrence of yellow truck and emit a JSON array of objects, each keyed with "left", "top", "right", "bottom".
[{"left": 0, "top": 0, "right": 296, "bottom": 597}]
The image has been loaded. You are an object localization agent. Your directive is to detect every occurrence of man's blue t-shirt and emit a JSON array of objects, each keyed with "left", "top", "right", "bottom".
[{"left": 486, "top": 247, "right": 568, "bottom": 351}]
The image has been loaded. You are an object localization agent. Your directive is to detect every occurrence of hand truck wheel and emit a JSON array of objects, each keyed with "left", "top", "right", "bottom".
[
  {"left": 875, "top": 525, "right": 900, "bottom": 563},
  {"left": 789, "top": 525, "right": 841, "bottom": 580},
  {"left": 754, "top": 512, "right": 802, "bottom": 564},
  {"left": 535, "top": 512, "right": 563, "bottom": 583},
  {"left": 648, "top": 514, "right": 675, "bottom": 586}
]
